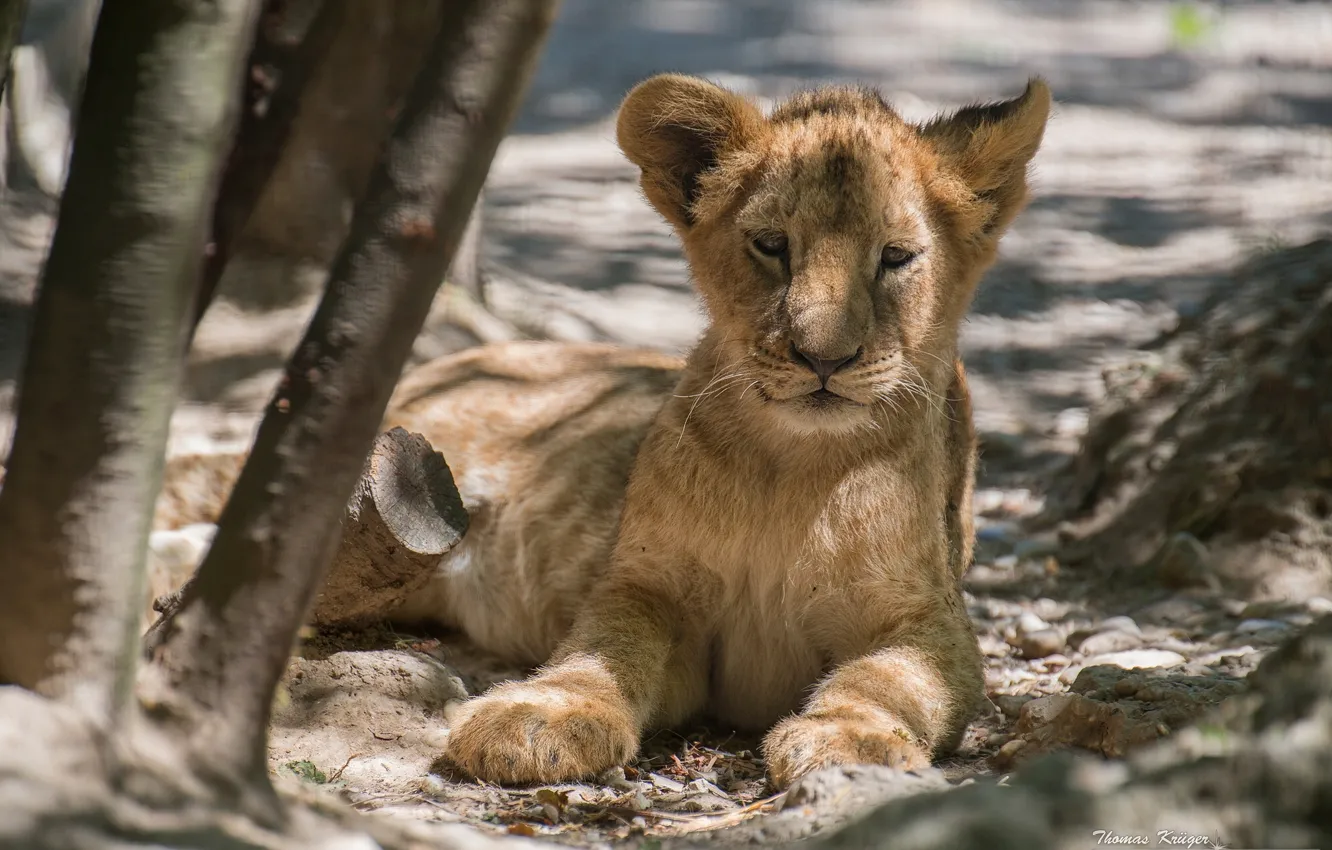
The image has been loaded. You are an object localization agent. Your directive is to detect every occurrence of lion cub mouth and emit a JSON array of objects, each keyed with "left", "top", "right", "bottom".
[{"left": 807, "top": 388, "right": 845, "bottom": 405}]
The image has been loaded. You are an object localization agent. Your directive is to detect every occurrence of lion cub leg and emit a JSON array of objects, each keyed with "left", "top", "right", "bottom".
[
  {"left": 444, "top": 573, "right": 710, "bottom": 784},
  {"left": 762, "top": 595, "right": 983, "bottom": 788}
]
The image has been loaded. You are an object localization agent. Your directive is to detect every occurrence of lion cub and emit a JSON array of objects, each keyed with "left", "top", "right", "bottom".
[{"left": 386, "top": 74, "right": 1050, "bottom": 787}]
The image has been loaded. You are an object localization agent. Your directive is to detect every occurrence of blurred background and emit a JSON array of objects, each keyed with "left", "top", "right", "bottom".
[{"left": 2, "top": 0, "right": 1331, "bottom": 494}]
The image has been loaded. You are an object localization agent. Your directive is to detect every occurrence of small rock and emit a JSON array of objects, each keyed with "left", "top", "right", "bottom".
[
  {"left": 1031, "top": 598, "right": 1068, "bottom": 621},
  {"left": 1084, "top": 649, "right": 1186, "bottom": 670},
  {"left": 994, "top": 694, "right": 1036, "bottom": 718},
  {"left": 1059, "top": 665, "right": 1084, "bottom": 686},
  {"left": 1306, "top": 597, "right": 1332, "bottom": 615},
  {"left": 1017, "top": 612, "right": 1050, "bottom": 635},
  {"left": 1016, "top": 629, "right": 1064, "bottom": 660},
  {"left": 599, "top": 766, "right": 638, "bottom": 791},
  {"left": 649, "top": 773, "right": 684, "bottom": 793},
  {"left": 1098, "top": 616, "right": 1143, "bottom": 636},
  {"left": 1036, "top": 653, "right": 1071, "bottom": 669},
  {"left": 1077, "top": 629, "right": 1143, "bottom": 657},
  {"left": 994, "top": 738, "right": 1027, "bottom": 766},
  {"left": 1069, "top": 665, "right": 1140, "bottom": 697},
  {"left": 1113, "top": 678, "right": 1140, "bottom": 697},
  {"left": 1008, "top": 693, "right": 1161, "bottom": 762}
]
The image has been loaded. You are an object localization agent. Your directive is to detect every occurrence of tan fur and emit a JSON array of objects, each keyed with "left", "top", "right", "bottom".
[{"left": 388, "top": 75, "right": 1051, "bottom": 787}]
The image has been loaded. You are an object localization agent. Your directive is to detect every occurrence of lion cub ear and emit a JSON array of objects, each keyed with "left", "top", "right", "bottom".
[
  {"left": 919, "top": 78, "right": 1052, "bottom": 236},
  {"left": 617, "top": 74, "right": 765, "bottom": 231}
]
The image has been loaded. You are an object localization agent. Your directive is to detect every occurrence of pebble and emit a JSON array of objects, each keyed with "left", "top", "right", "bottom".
[
  {"left": 1307, "top": 597, "right": 1332, "bottom": 615},
  {"left": 599, "top": 766, "right": 639, "bottom": 791},
  {"left": 1017, "top": 612, "right": 1050, "bottom": 635},
  {"left": 1016, "top": 629, "right": 1064, "bottom": 660},
  {"left": 994, "top": 694, "right": 1036, "bottom": 718},
  {"left": 1084, "top": 649, "right": 1187, "bottom": 670},
  {"left": 1032, "top": 598, "right": 1069, "bottom": 621},
  {"left": 997, "top": 739, "right": 1027, "bottom": 761},
  {"left": 1098, "top": 616, "right": 1143, "bottom": 636},
  {"left": 1076, "top": 629, "right": 1144, "bottom": 657}
]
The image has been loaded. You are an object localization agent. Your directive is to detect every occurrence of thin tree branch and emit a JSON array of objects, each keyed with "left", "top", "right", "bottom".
[
  {"left": 188, "top": 0, "right": 343, "bottom": 340},
  {"left": 140, "top": 0, "right": 559, "bottom": 815},
  {"left": 0, "top": 0, "right": 260, "bottom": 720}
]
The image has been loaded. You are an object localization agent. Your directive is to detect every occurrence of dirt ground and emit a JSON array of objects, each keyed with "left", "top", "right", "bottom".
[{"left": 3, "top": 1, "right": 1332, "bottom": 846}]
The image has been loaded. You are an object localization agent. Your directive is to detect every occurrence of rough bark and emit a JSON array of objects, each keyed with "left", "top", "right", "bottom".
[
  {"left": 0, "top": 0, "right": 260, "bottom": 721},
  {"left": 310, "top": 427, "right": 468, "bottom": 627},
  {"left": 139, "top": 0, "right": 558, "bottom": 820},
  {"left": 190, "top": 0, "right": 342, "bottom": 337}
]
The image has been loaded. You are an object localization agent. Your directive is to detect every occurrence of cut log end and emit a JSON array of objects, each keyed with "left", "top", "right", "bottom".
[
  {"left": 311, "top": 427, "right": 468, "bottom": 628},
  {"left": 362, "top": 426, "right": 468, "bottom": 554}
]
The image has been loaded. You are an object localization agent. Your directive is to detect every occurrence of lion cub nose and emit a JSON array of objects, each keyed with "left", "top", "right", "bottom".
[{"left": 790, "top": 344, "right": 861, "bottom": 385}]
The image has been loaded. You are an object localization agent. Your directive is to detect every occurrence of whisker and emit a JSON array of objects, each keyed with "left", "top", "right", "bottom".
[{"left": 675, "top": 355, "right": 756, "bottom": 448}]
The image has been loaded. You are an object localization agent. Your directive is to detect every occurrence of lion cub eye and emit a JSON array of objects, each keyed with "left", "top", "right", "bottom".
[
  {"left": 880, "top": 245, "right": 915, "bottom": 270},
  {"left": 751, "top": 233, "right": 789, "bottom": 257}
]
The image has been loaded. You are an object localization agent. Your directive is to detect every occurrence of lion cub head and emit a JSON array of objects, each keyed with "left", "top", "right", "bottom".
[{"left": 616, "top": 75, "right": 1050, "bottom": 436}]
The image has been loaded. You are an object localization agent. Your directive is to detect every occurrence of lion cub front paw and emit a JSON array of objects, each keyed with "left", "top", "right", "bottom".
[
  {"left": 761, "top": 712, "right": 930, "bottom": 789},
  {"left": 443, "top": 680, "right": 638, "bottom": 785}
]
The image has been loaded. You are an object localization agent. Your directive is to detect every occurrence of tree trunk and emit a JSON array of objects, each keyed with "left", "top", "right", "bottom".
[
  {"left": 189, "top": 0, "right": 342, "bottom": 339},
  {"left": 0, "top": 0, "right": 260, "bottom": 722},
  {"left": 139, "top": 0, "right": 558, "bottom": 821}
]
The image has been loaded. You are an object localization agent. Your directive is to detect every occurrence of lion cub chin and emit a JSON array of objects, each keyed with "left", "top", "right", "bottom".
[{"left": 394, "top": 74, "right": 1050, "bottom": 788}]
